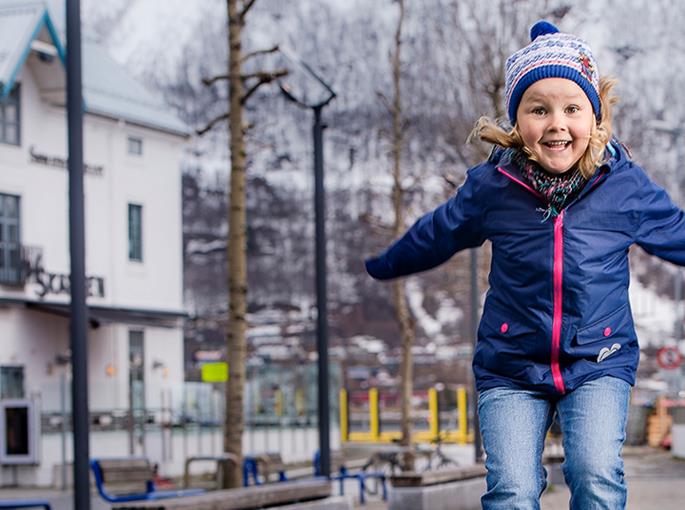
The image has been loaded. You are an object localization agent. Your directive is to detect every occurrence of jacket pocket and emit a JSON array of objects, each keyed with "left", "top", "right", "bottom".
[
  {"left": 575, "top": 304, "right": 631, "bottom": 345},
  {"left": 478, "top": 301, "right": 540, "bottom": 359},
  {"left": 480, "top": 302, "right": 537, "bottom": 339},
  {"left": 572, "top": 304, "right": 634, "bottom": 363}
]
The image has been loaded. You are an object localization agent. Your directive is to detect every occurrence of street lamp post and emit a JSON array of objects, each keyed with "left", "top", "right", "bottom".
[
  {"left": 66, "top": 0, "right": 90, "bottom": 509},
  {"left": 278, "top": 50, "right": 336, "bottom": 477}
]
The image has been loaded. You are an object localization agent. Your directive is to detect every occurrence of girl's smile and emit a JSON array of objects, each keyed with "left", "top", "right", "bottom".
[{"left": 516, "top": 78, "right": 594, "bottom": 174}]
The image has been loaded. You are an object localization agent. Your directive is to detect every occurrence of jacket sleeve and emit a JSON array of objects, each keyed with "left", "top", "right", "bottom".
[
  {"left": 634, "top": 165, "right": 685, "bottom": 265},
  {"left": 365, "top": 168, "right": 487, "bottom": 280}
]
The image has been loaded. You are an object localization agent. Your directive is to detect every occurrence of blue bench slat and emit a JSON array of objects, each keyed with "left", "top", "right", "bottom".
[
  {"left": 0, "top": 501, "right": 51, "bottom": 510},
  {"left": 90, "top": 457, "right": 205, "bottom": 503}
]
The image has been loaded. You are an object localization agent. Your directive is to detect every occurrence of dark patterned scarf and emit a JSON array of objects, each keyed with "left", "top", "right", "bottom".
[{"left": 507, "top": 149, "right": 588, "bottom": 222}]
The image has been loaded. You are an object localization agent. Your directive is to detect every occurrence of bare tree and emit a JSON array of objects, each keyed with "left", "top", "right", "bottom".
[
  {"left": 198, "top": 0, "right": 286, "bottom": 488},
  {"left": 387, "top": 0, "right": 418, "bottom": 471}
]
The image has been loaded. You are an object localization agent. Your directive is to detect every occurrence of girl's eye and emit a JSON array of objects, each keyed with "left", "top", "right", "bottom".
[
  {"left": 532, "top": 107, "right": 546, "bottom": 115},
  {"left": 566, "top": 105, "right": 579, "bottom": 114}
]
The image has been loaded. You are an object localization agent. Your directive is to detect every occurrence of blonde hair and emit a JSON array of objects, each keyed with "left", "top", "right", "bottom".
[{"left": 469, "top": 77, "right": 620, "bottom": 179}]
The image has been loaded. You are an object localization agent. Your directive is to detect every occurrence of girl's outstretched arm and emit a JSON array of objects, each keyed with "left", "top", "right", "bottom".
[
  {"left": 365, "top": 169, "right": 487, "bottom": 280},
  {"left": 634, "top": 166, "right": 685, "bottom": 266}
]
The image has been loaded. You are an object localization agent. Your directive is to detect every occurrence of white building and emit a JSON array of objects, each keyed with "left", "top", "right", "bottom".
[{"left": 0, "top": 1, "right": 189, "bottom": 485}]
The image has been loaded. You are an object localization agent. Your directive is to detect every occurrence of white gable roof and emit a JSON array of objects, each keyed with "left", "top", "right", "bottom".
[{"left": 0, "top": 0, "right": 188, "bottom": 136}]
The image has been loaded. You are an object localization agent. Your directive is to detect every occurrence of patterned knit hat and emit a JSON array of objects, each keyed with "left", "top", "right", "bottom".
[{"left": 505, "top": 20, "right": 601, "bottom": 125}]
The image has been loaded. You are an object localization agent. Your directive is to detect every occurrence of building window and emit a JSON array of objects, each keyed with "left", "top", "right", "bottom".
[
  {"left": 0, "top": 84, "right": 20, "bottom": 146},
  {"left": 127, "top": 136, "right": 143, "bottom": 155},
  {"left": 128, "top": 203, "right": 143, "bottom": 261},
  {"left": 0, "top": 194, "right": 21, "bottom": 285},
  {"left": 0, "top": 366, "right": 25, "bottom": 399},
  {"left": 128, "top": 330, "right": 145, "bottom": 445}
]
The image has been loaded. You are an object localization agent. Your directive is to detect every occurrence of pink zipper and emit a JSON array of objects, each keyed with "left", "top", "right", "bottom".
[
  {"left": 498, "top": 167, "right": 568, "bottom": 394},
  {"left": 551, "top": 211, "right": 566, "bottom": 394},
  {"left": 497, "top": 167, "right": 542, "bottom": 198}
]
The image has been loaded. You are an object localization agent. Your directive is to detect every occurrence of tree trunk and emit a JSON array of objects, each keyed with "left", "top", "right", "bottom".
[
  {"left": 390, "top": 0, "right": 416, "bottom": 472},
  {"left": 223, "top": 0, "right": 247, "bottom": 489}
]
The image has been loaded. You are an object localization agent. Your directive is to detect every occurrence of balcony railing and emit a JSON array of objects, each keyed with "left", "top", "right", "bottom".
[{"left": 0, "top": 244, "right": 43, "bottom": 287}]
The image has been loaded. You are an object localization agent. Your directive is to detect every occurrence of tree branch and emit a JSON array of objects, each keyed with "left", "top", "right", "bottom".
[
  {"left": 241, "top": 69, "right": 288, "bottom": 105},
  {"left": 202, "top": 74, "right": 230, "bottom": 87},
  {"left": 242, "top": 45, "right": 279, "bottom": 63},
  {"left": 241, "top": 70, "right": 287, "bottom": 81},
  {"left": 240, "top": 0, "right": 257, "bottom": 20},
  {"left": 376, "top": 91, "right": 394, "bottom": 115},
  {"left": 196, "top": 112, "right": 229, "bottom": 136},
  {"left": 203, "top": 67, "right": 288, "bottom": 90}
]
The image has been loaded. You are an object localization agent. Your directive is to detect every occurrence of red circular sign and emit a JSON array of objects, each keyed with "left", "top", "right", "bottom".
[{"left": 656, "top": 346, "right": 683, "bottom": 370}]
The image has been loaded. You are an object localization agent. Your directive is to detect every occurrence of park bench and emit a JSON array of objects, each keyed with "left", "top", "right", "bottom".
[
  {"left": 0, "top": 501, "right": 51, "bottom": 509},
  {"left": 90, "top": 457, "right": 205, "bottom": 503},
  {"left": 183, "top": 453, "right": 239, "bottom": 489},
  {"left": 314, "top": 449, "right": 388, "bottom": 505},
  {"left": 109, "top": 477, "right": 351, "bottom": 510},
  {"left": 242, "top": 452, "right": 288, "bottom": 486},
  {"left": 388, "top": 464, "right": 487, "bottom": 510}
]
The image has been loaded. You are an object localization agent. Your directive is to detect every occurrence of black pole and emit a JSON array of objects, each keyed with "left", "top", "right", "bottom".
[
  {"left": 470, "top": 249, "right": 483, "bottom": 463},
  {"left": 66, "top": 1, "right": 90, "bottom": 508},
  {"left": 313, "top": 105, "right": 330, "bottom": 477}
]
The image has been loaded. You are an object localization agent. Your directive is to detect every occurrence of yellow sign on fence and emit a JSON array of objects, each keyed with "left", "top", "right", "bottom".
[{"left": 201, "top": 362, "right": 229, "bottom": 382}]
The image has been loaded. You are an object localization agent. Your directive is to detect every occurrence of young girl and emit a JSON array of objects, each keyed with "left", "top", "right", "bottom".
[{"left": 365, "top": 20, "right": 685, "bottom": 509}]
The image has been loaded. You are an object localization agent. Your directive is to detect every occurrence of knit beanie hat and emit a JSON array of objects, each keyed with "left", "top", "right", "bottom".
[{"left": 505, "top": 20, "right": 601, "bottom": 125}]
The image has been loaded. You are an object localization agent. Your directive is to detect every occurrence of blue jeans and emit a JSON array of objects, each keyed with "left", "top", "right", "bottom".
[{"left": 477, "top": 376, "right": 631, "bottom": 509}]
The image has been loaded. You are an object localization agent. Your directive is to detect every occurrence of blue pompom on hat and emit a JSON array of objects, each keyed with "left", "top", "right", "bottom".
[{"left": 505, "top": 20, "right": 601, "bottom": 125}]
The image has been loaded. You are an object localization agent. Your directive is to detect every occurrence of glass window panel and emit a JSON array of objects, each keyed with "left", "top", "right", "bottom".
[
  {"left": 0, "top": 85, "right": 20, "bottom": 146},
  {"left": 4, "top": 105, "right": 16, "bottom": 123},
  {"left": 4, "top": 124, "right": 17, "bottom": 145},
  {"left": 1, "top": 366, "right": 25, "bottom": 399},
  {"left": 5, "top": 407, "right": 29, "bottom": 455},
  {"left": 5, "top": 196, "right": 17, "bottom": 218},
  {"left": 129, "top": 331, "right": 145, "bottom": 411},
  {"left": 128, "top": 204, "right": 142, "bottom": 261},
  {"left": 9, "top": 247, "right": 19, "bottom": 269},
  {"left": 128, "top": 136, "right": 143, "bottom": 155},
  {"left": 0, "top": 195, "right": 20, "bottom": 284}
]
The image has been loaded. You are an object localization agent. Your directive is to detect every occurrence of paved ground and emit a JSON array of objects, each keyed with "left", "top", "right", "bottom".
[
  {"left": 0, "top": 446, "right": 682, "bottom": 509},
  {"left": 540, "top": 446, "right": 685, "bottom": 510},
  {"left": 356, "top": 446, "right": 685, "bottom": 509}
]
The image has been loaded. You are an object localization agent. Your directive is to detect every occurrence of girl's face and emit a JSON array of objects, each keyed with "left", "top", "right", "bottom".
[{"left": 516, "top": 78, "right": 594, "bottom": 174}]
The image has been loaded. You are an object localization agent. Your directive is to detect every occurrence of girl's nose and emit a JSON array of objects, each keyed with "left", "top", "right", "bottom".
[{"left": 547, "top": 111, "right": 567, "bottom": 131}]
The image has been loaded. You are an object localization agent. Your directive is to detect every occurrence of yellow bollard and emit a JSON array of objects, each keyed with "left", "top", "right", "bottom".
[
  {"left": 369, "top": 387, "right": 380, "bottom": 441},
  {"left": 340, "top": 389, "right": 349, "bottom": 442},
  {"left": 414, "top": 387, "right": 440, "bottom": 443},
  {"left": 295, "top": 388, "right": 305, "bottom": 417},
  {"left": 429, "top": 387, "right": 439, "bottom": 439},
  {"left": 348, "top": 387, "right": 383, "bottom": 442},
  {"left": 457, "top": 386, "right": 468, "bottom": 444}
]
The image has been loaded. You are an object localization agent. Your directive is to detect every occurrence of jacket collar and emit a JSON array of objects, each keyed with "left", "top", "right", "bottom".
[{"left": 490, "top": 139, "right": 629, "bottom": 180}]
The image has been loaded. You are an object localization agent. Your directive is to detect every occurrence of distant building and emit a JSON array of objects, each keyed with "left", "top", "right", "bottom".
[{"left": 0, "top": 1, "right": 188, "bottom": 485}]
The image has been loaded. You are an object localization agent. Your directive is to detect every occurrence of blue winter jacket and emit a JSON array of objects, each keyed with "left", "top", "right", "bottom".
[{"left": 365, "top": 141, "right": 685, "bottom": 395}]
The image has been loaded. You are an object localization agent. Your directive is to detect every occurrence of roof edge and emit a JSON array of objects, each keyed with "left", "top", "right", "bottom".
[{"left": 2, "top": 7, "right": 66, "bottom": 99}]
